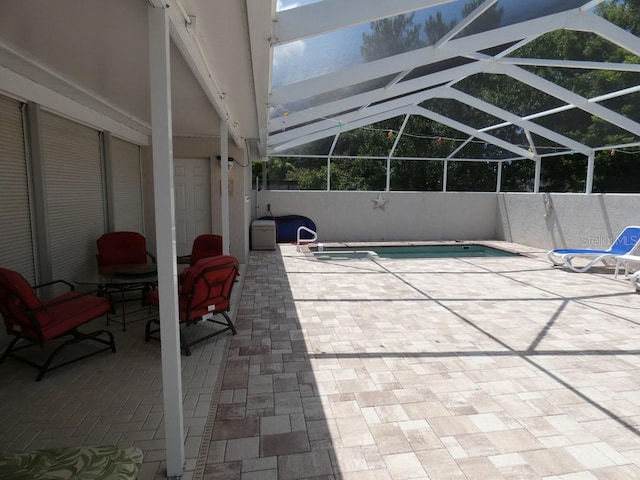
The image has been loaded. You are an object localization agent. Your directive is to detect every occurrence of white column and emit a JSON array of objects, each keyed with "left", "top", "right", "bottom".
[
  {"left": 220, "top": 121, "right": 230, "bottom": 255},
  {"left": 262, "top": 165, "right": 267, "bottom": 191},
  {"left": 148, "top": 5, "right": 184, "bottom": 478},
  {"left": 496, "top": 161, "right": 502, "bottom": 193},
  {"left": 442, "top": 159, "right": 448, "bottom": 192},
  {"left": 385, "top": 157, "right": 391, "bottom": 192},
  {"left": 326, "top": 157, "right": 331, "bottom": 191},
  {"left": 586, "top": 152, "right": 595, "bottom": 194}
]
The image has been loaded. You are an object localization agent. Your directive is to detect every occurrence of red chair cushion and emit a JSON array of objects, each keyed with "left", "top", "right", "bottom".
[
  {"left": 39, "top": 292, "right": 110, "bottom": 341},
  {"left": 147, "top": 255, "right": 238, "bottom": 323},
  {"left": 0, "top": 267, "right": 110, "bottom": 343},
  {"left": 0, "top": 267, "right": 48, "bottom": 335},
  {"left": 0, "top": 267, "right": 44, "bottom": 312},
  {"left": 146, "top": 291, "right": 229, "bottom": 321},
  {"left": 97, "top": 232, "right": 148, "bottom": 266},
  {"left": 147, "top": 290, "right": 159, "bottom": 307},
  {"left": 190, "top": 235, "right": 223, "bottom": 266}
]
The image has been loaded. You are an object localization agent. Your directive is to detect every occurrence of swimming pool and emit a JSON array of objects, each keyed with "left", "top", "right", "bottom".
[{"left": 311, "top": 243, "right": 519, "bottom": 260}]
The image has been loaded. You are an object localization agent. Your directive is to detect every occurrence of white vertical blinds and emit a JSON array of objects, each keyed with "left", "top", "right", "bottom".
[
  {"left": 110, "top": 136, "right": 144, "bottom": 233},
  {"left": 0, "top": 95, "right": 35, "bottom": 283},
  {"left": 41, "top": 111, "right": 105, "bottom": 285}
]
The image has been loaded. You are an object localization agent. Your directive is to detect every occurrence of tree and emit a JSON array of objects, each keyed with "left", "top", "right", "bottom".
[{"left": 361, "top": 13, "right": 424, "bottom": 60}]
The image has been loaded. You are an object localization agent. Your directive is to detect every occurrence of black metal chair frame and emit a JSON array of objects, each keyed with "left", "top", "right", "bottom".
[
  {"left": 0, "top": 279, "right": 116, "bottom": 381},
  {"left": 145, "top": 259, "right": 238, "bottom": 356}
]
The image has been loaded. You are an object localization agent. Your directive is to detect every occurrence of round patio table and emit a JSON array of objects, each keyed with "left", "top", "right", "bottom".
[{"left": 75, "top": 264, "right": 157, "bottom": 331}]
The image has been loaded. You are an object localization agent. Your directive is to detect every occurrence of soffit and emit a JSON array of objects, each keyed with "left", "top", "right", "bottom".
[{"left": 0, "top": 0, "right": 257, "bottom": 143}]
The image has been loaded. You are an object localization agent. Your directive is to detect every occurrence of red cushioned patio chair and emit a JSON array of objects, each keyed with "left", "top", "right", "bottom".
[
  {"left": 0, "top": 267, "right": 115, "bottom": 381},
  {"left": 96, "top": 231, "right": 156, "bottom": 267},
  {"left": 96, "top": 231, "right": 157, "bottom": 327},
  {"left": 145, "top": 255, "right": 238, "bottom": 356},
  {"left": 177, "top": 234, "right": 224, "bottom": 284},
  {"left": 178, "top": 234, "right": 224, "bottom": 266}
]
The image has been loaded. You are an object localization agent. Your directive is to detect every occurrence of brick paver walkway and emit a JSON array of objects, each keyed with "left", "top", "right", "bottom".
[
  {"left": 1, "top": 243, "right": 640, "bottom": 479},
  {"left": 202, "top": 244, "right": 640, "bottom": 479}
]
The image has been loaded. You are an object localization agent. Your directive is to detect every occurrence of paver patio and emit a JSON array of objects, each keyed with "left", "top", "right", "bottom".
[{"left": 1, "top": 242, "right": 639, "bottom": 479}]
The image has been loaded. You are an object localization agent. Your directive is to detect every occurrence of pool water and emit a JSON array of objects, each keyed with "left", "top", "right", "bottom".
[{"left": 312, "top": 244, "right": 518, "bottom": 260}]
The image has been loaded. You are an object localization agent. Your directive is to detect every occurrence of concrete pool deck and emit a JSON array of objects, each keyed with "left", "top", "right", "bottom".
[{"left": 1, "top": 241, "right": 640, "bottom": 479}]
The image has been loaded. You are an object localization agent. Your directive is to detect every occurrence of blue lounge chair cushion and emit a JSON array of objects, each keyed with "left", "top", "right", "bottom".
[{"left": 547, "top": 225, "right": 640, "bottom": 273}]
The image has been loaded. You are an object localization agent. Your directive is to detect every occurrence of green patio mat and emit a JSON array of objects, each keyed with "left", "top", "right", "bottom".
[{"left": 0, "top": 445, "right": 143, "bottom": 479}]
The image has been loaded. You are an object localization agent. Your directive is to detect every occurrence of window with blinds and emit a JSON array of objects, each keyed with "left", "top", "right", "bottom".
[
  {"left": 0, "top": 95, "right": 35, "bottom": 283},
  {"left": 110, "top": 136, "right": 144, "bottom": 233},
  {"left": 41, "top": 111, "right": 105, "bottom": 285}
]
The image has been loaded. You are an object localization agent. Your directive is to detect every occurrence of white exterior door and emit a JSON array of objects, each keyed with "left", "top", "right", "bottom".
[{"left": 174, "top": 158, "right": 212, "bottom": 257}]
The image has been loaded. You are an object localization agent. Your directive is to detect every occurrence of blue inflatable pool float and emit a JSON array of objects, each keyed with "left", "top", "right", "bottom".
[{"left": 259, "top": 215, "right": 317, "bottom": 243}]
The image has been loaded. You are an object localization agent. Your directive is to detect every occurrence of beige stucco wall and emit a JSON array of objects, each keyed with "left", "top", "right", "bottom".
[
  {"left": 139, "top": 147, "right": 638, "bottom": 256},
  {"left": 257, "top": 191, "right": 498, "bottom": 243},
  {"left": 255, "top": 191, "right": 638, "bottom": 250},
  {"left": 496, "top": 193, "right": 640, "bottom": 250},
  {"left": 142, "top": 137, "right": 250, "bottom": 264}
]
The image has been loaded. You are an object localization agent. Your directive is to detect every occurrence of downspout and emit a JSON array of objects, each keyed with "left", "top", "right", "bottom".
[{"left": 221, "top": 120, "right": 230, "bottom": 255}]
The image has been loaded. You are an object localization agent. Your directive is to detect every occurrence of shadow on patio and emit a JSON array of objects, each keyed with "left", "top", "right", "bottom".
[{"left": 2, "top": 244, "right": 640, "bottom": 479}]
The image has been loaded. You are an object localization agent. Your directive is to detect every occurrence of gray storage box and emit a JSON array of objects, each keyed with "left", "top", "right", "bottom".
[{"left": 251, "top": 219, "right": 276, "bottom": 250}]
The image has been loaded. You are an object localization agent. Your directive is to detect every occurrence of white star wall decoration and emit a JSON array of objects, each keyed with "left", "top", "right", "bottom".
[{"left": 372, "top": 193, "right": 389, "bottom": 211}]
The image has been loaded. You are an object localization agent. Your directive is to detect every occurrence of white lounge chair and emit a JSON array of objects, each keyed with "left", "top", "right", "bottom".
[
  {"left": 547, "top": 225, "right": 640, "bottom": 273},
  {"left": 631, "top": 271, "right": 640, "bottom": 292}
]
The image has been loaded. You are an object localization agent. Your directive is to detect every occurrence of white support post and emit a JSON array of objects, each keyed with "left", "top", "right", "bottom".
[
  {"left": 385, "top": 157, "right": 391, "bottom": 192},
  {"left": 326, "top": 157, "right": 331, "bottom": 191},
  {"left": 442, "top": 159, "right": 448, "bottom": 192},
  {"left": 327, "top": 134, "right": 339, "bottom": 191},
  {"left": 586, "top": 152, "right": 595, "bottom": 194},
  {"left": 262, "top": 163, "right": 267, "bottom": 191},
  {"left": 533, "top": 157, "right": 541, "bottom": 193},
  {"left": 220, "top": 121, "right": 230, "bottom": 255},
  {"left": 147, "top": 5, "right": 184, "bottom": 478},
  {"left": 496, "top": 161, "right": 503, "bottom": 193}
]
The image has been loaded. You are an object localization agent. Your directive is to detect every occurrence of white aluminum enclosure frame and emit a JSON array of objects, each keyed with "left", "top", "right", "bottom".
[{"left": 254, "top": 1, "right": 640, "bottom": 176}]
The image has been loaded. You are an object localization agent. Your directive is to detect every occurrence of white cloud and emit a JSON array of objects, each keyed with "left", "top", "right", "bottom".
[
  {"left": 277, "top": 0, "right": 321, "bottom": 12},
  {"left": 273, "top": 40, "right": 305, "bottom": 67},
  {"left": 277, "top": 0, "right": 300, "bottom": 12}
]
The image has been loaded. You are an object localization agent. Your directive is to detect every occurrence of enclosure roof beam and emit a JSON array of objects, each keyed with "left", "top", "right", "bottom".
[
  {"left": 497, "top": 57, "right": 640, "bottom": 72},
  {"left": 567, "top": 11, "right": 640, "bottom": 55},
  {"left": 496, "top": 62, "right": 640, "bottom": 137},
  {"left": 246, "top": 0, "right": 277, "bottom": 159},
  {"left": 269, "top": 62, "right": 484, "bottom": 133},
  {"left": 269, "top": 86, "right": 446, "bottom": 148},
  {"left": 270, "top": 104, "right": 414, "bottom": 153},
  {"left": 443, "top": 89, "right": 592, "bottom": 155},
  {"left": 410, "top": 105, "right": 534, "bottom": 159},
  {"left": 271, "top": 10, "right": 573, "bottom": 105}
]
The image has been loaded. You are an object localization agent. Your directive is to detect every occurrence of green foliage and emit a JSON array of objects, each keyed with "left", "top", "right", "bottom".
[
  {"left": 390, "top": 160, "right": 443, "bottom": 191},
  {"left": 424, "top": 12, "right": 455, "bottom": 46},
  {"left": 593, "top": 149, "right": 640, "bottom": 193},
  {"left": 500, "top": 161, "right": 535, "bottom": 192},
  {"left": 361, "top": 13, "right": 424, "bottom": 60},
  {"left": 447, "top": 161, "right": 497, "bottom": 192},
  {"left": 331, "top": 158, "right": 386, "bottom": 190},
  {"left": 540, "top": 155, "right": 588, "bottom": 193}
]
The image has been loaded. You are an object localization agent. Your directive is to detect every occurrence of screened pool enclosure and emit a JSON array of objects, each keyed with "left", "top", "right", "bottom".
[{"left": 254, "top": 0, "right": 640, "bottom": 194}]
